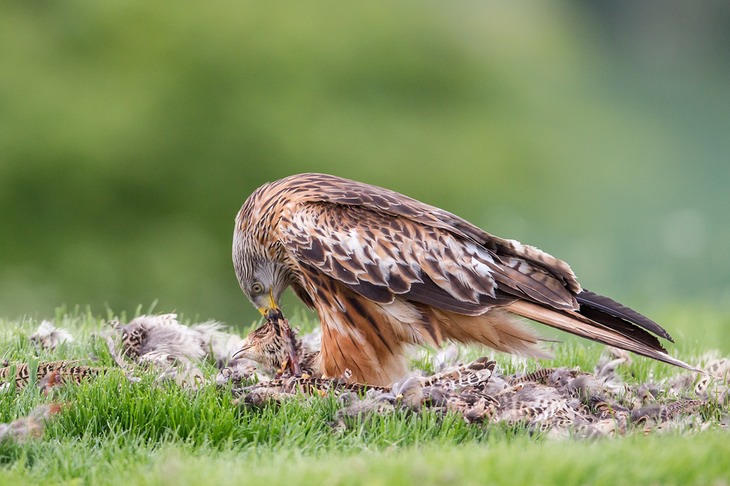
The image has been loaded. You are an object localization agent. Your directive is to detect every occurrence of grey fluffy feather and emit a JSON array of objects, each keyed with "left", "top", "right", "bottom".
[
  {"left": 30, "top": 321, "right": 74, "bottom": 350},
  {"left": 119, "top": 314, "right": 243, "bottom": 365}
]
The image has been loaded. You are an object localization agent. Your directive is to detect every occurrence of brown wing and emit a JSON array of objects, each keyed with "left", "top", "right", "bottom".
[
  {"left": 269, "top": 173, "right": 696, "bottom": 374},
  {"left": 277, "top": 194, "right": 578, "bottom": 317},
  {"left": 275, "top": 172, "right": 581, "bottom": 298}
]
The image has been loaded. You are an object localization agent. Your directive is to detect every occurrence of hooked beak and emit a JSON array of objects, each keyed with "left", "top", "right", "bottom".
[
  {"left": 258, "top": 290, "right": 283, "bottom": 321},
  {"left": 232, "top": 343, "right": 251, "bottom": 359}
]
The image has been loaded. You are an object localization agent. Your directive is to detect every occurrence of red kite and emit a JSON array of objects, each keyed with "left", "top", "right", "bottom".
[{"left": 233, "top": 173, "right": 694, "bottom": 385}]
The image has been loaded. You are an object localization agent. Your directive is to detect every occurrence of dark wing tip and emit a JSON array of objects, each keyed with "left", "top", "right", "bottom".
[{"left": 576, "top": 290, "right": 674, "bottom": 342}]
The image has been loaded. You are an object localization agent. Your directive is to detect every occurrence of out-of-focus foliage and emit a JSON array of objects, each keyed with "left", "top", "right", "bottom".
[{"left": 1, "top": 2, "right": 728, "bottom": 325}]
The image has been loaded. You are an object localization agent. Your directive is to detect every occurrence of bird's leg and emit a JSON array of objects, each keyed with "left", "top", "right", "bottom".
[{"left": 283, "top": 324, "right": 301, "bottom": 376}]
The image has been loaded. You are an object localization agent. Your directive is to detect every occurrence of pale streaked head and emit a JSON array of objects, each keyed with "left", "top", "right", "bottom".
[{"left": 233, "top": 216, "right": 290, "bottom": 318}]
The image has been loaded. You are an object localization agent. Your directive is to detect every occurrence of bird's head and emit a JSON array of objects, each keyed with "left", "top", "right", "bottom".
[
  {"left": 234, "top": 256, "right": 289, "bottom": 320},
  {"left": 232, "top": 319, "right": 286, "bottom": 366},
  {"left": 233, "top": 222, "right": 291, "bottom": 320},
  {"left": 232, "top": 338, "right": 256, "bottom": 362}
]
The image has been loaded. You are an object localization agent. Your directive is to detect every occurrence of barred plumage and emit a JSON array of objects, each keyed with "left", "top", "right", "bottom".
[
  {"left": 0, "top": 361, "right": 101, "bottom": 390},
  {"left": 233, "top": 316, "right": 318, "bottom": 377}
]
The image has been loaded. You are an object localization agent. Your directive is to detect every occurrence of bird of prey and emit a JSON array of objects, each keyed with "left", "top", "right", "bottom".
[{"left": 233, "top": 173, "right": 695, "bottom": 386}]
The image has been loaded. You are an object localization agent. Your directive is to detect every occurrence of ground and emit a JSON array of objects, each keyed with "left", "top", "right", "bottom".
[{"left": 0, "top": 307, "right": 728, "bottom": 485}]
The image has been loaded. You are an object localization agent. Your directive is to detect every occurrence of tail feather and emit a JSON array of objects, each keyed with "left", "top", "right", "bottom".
[{"left": 505, "top": 299, "right": 700, "bottom": 372}]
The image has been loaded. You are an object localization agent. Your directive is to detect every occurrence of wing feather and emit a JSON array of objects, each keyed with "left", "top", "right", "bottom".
[
  {"left": 276, "top": 173, "right": 581, "bottom": 296},
  {"left": 278, "top": 199, "right": 572, "bottom": 316},
  {"left": 576, "top": 289, "right": 673, "bottom": 342}
]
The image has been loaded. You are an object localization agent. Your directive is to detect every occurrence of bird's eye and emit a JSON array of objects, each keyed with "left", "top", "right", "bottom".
[{"left": 251, "top": 282, "right": 265, "bottom": 295}]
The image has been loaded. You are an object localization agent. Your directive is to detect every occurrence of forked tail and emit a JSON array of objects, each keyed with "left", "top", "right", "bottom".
[{"left": 505, "top": 289, "right": 700, "bottom": 372}]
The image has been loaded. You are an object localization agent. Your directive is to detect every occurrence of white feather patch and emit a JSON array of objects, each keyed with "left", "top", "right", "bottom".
[{"left": 377, "top": 299, "right": 421, "bottom": 323}]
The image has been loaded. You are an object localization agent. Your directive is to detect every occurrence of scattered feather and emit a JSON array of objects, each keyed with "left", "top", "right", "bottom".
[
  {"left": 30, "top": 321, "right": 74, "bottom": 350},
  {"left": 0, "top": 361, "right": 101, "bottom": 392},
  {"left": 229, "top": 342, "right": 725, "bottom": 437},
  {"left": 0, "top": 403, "right": 64, "bottom": 443}
]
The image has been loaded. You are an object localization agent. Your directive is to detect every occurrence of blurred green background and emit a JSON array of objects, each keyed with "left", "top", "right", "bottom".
[{"left": 1, "top": 2, "right": 728, "bottom": 327}]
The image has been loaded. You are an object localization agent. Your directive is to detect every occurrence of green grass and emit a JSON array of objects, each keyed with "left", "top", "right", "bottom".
[
  {"left": 3, "top": 434, "right": 730, "bottom": 486},
  {"left": 0, "top": 308, "right": 728, "bottom": 485}
]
